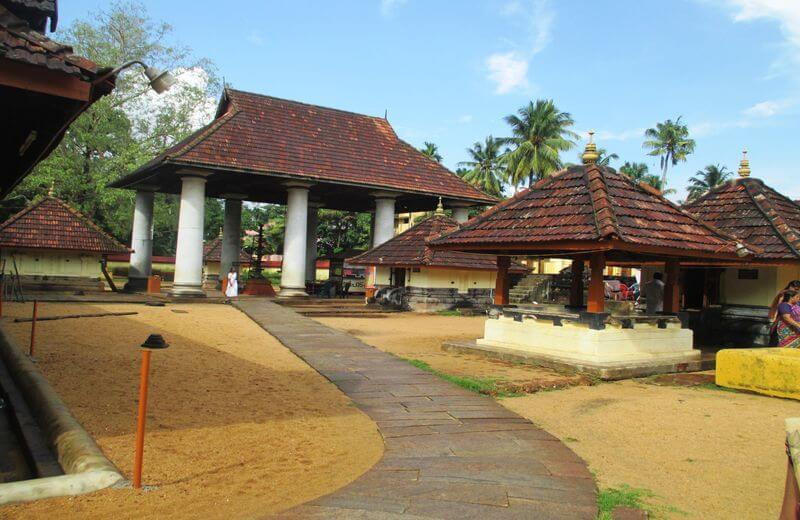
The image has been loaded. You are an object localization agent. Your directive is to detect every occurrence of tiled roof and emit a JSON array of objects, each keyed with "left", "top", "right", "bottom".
[
  {"left": 113, "top": 89, "right": 495, "bottom": 205},
  {"left": 349, "top": 214, "right": 527, "bottom": 272},
  {"left": 0, "top": 7, "right": 100, "bottom": 80},
  {"left": 684, "top": 178, "right": 800, "bottom": 260},
  {"left": 0, "top": 197, "right": 129, "bottom": 254},
  {"left": 430, "top": 164, "right": 747, "bottom": 259},
  {"left": 203, "top": 236, "right": 250, "bottom": 263}
]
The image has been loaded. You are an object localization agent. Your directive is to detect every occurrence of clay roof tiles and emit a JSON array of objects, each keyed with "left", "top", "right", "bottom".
[
  {"left": 348, "top": 214, "right": 527, "bottom": 272},
  {"left": 0, "top": 197, "right": 129, "bottom": 254},
  {"left": 684, "top": 178, "right": 800, "bottom": 261},
  {"left": 203, "top": 236, "right": 250, "bottom": 263}
]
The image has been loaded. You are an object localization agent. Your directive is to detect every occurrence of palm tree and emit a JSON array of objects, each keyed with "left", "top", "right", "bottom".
[
  {"left": 420, "top": 141, "right": 443, "bottom": 163},
  {"left": 596, "top": 148, "right": 619, "bottom": 167},
  {"left": 503, "top": 99, "right": 579, "bottom": 189},
  {"left": 643, "top": 117, "right": 696, "bottom": 190},
  {"left": 457, "top": 136, "right": 506, "bottom": 199},
  {"left": 686, "top": 164, "right": 731, "bottom": 202},
  {"left": 619, "top": 161, "right": 649, "bottom": 182}
]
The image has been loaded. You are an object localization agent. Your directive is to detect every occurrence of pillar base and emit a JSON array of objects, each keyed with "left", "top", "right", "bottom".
[
  {"left": 278, "top": 286, "right": 309, "bottom": 298},
  {"left": 169, "top": 283, "right": 206, "bottom": 298},
  {"left": 124, "top": 277, "right": 148, "bottom": 293}
]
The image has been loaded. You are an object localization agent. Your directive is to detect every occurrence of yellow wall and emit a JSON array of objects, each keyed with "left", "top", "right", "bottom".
[
  {"left": 720, "top": 265, "right": 800, "bottom": 307},
  {"left": 376, "top": 266, "right": 496, "bottom": 293},
  {"left": 1, "top": 250, "right": 102, "bottom": 278}
]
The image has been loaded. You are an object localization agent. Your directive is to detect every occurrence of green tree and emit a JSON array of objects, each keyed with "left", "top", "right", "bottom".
[
  {"left": 420, "top": 142, "right": 443, "bottom": 163},
  {"left": 316, "top": 211, "right": 372, "bottom": 257},
  {"left": 643, "top": 117, "right": 696, "bottom": 191},
  {"left": 686, "top": 164, "right": 731, "bottom": 202},
  {"left": 619, "top": 161, "right": 650, "bottom": 182},
  {"left": 503, "top": 99, "right": 578, "bottom": 190},
  {"left": 12, "top": 0, "right": 219, "bottom": 255},
  {"left": 457, "top": 136, "right": 506, "bottom": 199}
]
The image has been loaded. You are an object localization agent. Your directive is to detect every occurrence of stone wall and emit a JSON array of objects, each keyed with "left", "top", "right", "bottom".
[
  {"left": 404, "top": 286, "right": 493, "bottom": 312},
  {"left": 688, "top": 305, "right": 772, "bottom": 347}
]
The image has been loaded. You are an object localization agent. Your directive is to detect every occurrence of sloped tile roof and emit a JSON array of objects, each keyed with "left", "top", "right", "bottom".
[
  {"left": 348, "top": 214, "right": 527, "bottom": 272},
  {"left": 0, "top": 197, "right": 129, "bottom": 254},
  {"left": 203, "top": 236, "right": 250, "bottom": 263},
  {"left": 430, "top": 164, "right": 746, "bottom": 259},
  {"left": 111, "top": 89, "right": 495, "bottom": 205},
  {"left": 684, "top": 178, "right": 800, "bottom": 260}
]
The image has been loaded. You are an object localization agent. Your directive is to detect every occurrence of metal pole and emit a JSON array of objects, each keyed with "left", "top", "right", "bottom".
[
  {"left": 29, "top": 300, "right": 38, "bottom": 357},
  {"left": 133, "top": 349, "right": 152, "bottom": 489}
]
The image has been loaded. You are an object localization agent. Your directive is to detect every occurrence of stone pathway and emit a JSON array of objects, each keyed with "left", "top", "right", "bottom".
[{"left": 235, "top": 300, "right": 597, "bottom": 519}]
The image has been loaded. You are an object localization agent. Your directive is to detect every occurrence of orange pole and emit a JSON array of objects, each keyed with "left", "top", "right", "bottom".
[
  {"left": 133, "top": 349, "right": 152, "bottom": 489},
  {"left": 663, "top": 259, "right": 681, "bottom": 313},
  {"left": 587, "top": 252, "right": 606, "bottom": 313},
  {"left": 494, "top": 256, "right": 510, "bottom": 305},
  {"left": 29, "top": 300, "right": 38, "bottom": 357}
]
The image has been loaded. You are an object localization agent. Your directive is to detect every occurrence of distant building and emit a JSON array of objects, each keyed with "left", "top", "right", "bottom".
[
  {"left": 0, "top": 196, "right": 128, "bottom": 291},
  {"left": 202, "top": 235, "right": 250, "bottom": 288}
]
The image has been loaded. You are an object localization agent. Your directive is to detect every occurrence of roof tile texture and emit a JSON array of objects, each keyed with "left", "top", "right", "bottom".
[{"left": 203, "top": 236, "right": 250, "bottom": 263}]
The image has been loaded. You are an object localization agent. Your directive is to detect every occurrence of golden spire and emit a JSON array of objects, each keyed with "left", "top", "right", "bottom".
[
  {"left": 48, "top": 180, "right": 55, "bottom": 197},
  {"left": 582, "top": 131, "right": 599, "bottom": 165},
  {"left": 738, "top": 149, "right": 751, "bottom": 178},
  {"left": 434, "top": 197, "right": 445, "bottom": 216},
  {"left": 218, "top": 227, "right": 223, "bottom": 238}
]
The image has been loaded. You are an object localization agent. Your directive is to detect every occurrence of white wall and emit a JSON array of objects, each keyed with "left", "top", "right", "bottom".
[
  {"left": 1, "top": 250, "right": 102, "bottom": 278},
  {"left": 720, "top": 265, "right": 800, "bottom": 307},
  {"left": 376, "top": 266, "right": 496, "bottom": 292}
]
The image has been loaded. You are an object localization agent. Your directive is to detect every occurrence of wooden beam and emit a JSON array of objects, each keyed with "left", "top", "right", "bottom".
[
  {"left": 587, "top": 252, "right": 606, "bottom": 313},
  {"left": 0, "top": 58, "right": 92, "bottom": 101},
  {"left": 494, "top": 256, "right": 510, "bottom": 305},
  {"left": 569, "top": 258, "right": 584, "bottom": 307},
  {"left": 664, "top": 259, "right": 681, "bottom": 313}
]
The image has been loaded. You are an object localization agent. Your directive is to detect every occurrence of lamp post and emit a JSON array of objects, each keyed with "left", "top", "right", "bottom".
[
  {"left": 133, "top": 333, "right": 169, "bottom": 489},
  {"left": 94, "top": 60, "right": 177, "bottom": 94}
]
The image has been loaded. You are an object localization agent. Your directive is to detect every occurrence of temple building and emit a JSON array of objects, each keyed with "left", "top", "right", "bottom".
[
  {"left": 683, "top": 152, "right": 800, "bottom": 346},
  {"left": 430, "top": 135, "right": 753, "bottom": 379},
  {"left": 348, "top": 203, "right": 527, "bottom": 311},
  {"left": 109, "top": 88, "right": 494, "bottom": 296},
  {"left": 202, "top": 234, "right": 251, "bottom": 288},
  {"left": 0, "top": 195, "right": 128, "bottom": 291}
]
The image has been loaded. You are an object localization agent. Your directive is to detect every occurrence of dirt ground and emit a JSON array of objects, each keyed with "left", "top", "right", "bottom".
[
  {"left": 1, "top": 302, "right": 383, "bottom": 519},
  {"left": 319, "top": 312, "right": 800, "bottom": 519}
]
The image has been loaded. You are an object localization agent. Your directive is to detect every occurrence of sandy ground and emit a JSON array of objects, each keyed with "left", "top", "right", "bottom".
[
  {"left": 316, "top": 314, "right": 585, "bottom": 390},
  {"left": 1, "top": 302, "right": 383, "bottom": 519},
  {"left": 320, "top": 313, "right": 800, "bottom": 519}
]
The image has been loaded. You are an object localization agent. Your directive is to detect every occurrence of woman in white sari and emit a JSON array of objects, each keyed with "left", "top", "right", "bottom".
[{"left": 225, "top": 267, "right": 238, "bottom": 300}]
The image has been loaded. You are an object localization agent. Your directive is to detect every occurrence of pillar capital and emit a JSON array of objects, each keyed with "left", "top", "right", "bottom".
[
  {"left": 219, "top": 192, "right": 248, "bottom": 200},
  {"left": 284, "top": 180, "right": 314, "bottom": 190},
  {"left": 370, "top": 190, "right": 401, "bottom": 200},
  {"left": 134, "top": 184, "right": 159, "bottom": 192},
  {"left": 175, "top": 168, "right": 211, "bottom": 180}
]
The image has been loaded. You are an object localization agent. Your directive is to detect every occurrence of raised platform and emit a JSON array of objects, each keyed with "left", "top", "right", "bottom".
[{"left": 716, "top": 348, "right": 800, "bottom": 400}]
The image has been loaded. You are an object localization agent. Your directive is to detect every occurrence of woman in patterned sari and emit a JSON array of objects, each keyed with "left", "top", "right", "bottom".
[{"left": 776, "top": 291, "right": 800, "bottom": 349}]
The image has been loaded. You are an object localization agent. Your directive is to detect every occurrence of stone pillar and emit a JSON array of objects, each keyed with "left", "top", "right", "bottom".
[
  {"left": 305, "top": 204, "right": 319, "bottom": 283},
  {"left": 172, "top": 174, "right": 207, "bottom": 297},
  {"left": 569, "top": 258, "right": 585, "bottom": 308},
  {"left": 494, "top": 256, "right": 510, "bottom": 305},
  {"left": 220, "top": 198, "right": 243, "bottom": 281},
  {"left": 664, "top": 259, "right": 681, "bottom": 313},
  {"left": 280, "top": 183, "right": 311, "bottom": 297},
  {"left": 126, "top": 190, "right": 155, "bottom": 292},
  {"left": 587, "top": 252, "right": 606, "bottom": 313},
  {"left": 373, "top": 193, "right": 396, "bottom": 247}
]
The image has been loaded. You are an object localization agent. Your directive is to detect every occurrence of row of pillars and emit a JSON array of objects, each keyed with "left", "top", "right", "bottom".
[
  {"left": 127, "top": 173, "right": 473, "bottom": 296},
  {"left": 493, "top": 253, "right": 682, "bottom": 314}
]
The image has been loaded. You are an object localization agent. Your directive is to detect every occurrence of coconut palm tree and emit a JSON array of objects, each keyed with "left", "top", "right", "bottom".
[
  {"left": 420, "top": 141, "right": 443, "bottom": 163},
  {"left": 503, "top": 99, "right": 579, "bottom": 189},
  {"left": 686, "top": 164, "right": 731, "bottom": 202},
  {"left": 457, "top": 136, "right": 506, "bottom": 199},
  {"left": 643, "top": 117, "right": 696, "bottom": 190},
  {"left": 619, "top": 161, "right": 650, "bottom": 182}
]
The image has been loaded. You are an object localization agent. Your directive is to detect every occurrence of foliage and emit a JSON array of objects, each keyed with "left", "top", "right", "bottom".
[
  {"left": 618, "top": 161, "right": 674, "bottom": 195},
  {"left": 403, "top": 358, "right": 521, "bottom": 397},
  {"left": 502, "top": 99, "right": 579, "bottom": 191},
  {"left": 316, "top": 210, "right": 371, "bottom": 257},
  {"left": 686, "top": 164, "right": 731, "bottom": 202},
  {"left": 420, "top": 141, "right": 443, "bottom": 163},
  {"left": 643, "top": 117, "right": 696, "bottom": 190},
  {"left": 10, "top": 1, "right": 220, "bottom": 255},
  {"left": 596, "top": 148, "right": 619, "bottom": 167},
  {"left": 457, "top": 136, "right": 507, "bottom": 199},
  {"left": 597, "top": 484, "right": 685, "bottom": 519}
]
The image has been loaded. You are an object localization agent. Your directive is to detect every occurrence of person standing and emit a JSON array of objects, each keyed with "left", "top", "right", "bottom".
[
  {"left": 642, "top": 272, "right": 665, "bottom": 314},
  {"left": 225, "top": 266, "right": 239, "bottom": 300},
  {"left": 776, "top": 291, "right": 800, "bottom": 348}
]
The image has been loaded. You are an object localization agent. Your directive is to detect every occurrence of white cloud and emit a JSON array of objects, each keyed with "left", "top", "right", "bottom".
[
  {"left": 742, "top": 98, "right": 794, "bottom": 117},
  {"left": 246, "top": 31, "right": 265, "bottom": 46},
  {"left": 456, "top": 114, "right": 473, "bottom": 124},
  {"left": 486, "top": 52, "right": 529, "bottom": 94},
  {"left": 592, "top": 127, "right": 647, "bottom": 142},
  {"left": 380, "top": 0, "right": 407, "bottom": 16}
]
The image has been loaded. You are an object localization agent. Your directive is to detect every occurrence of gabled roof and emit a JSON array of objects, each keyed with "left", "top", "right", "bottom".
[
  {"left": 203, "top": 235, "right": 250, "bottom": 263},
  {"left": 348, "top": 214, "right": 527, "bottom": 272},
  {"left": 0, "top": 196, "right": 129, "bottom": 254},
  {"left": 429, "top": 164, "right": 748, "bottom": 261},
  {"left": 684, "top": 178, "right": 800, "bottom": 261},
  {"left": 110, "top": 88, "right": 495, "bottom": 206}
]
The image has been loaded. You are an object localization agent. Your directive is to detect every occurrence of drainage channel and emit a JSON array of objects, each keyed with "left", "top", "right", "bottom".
[{"left": 0, "top": 358, "right": 62, "bottom": 483}]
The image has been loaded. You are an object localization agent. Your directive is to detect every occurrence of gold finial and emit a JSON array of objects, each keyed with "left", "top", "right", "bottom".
[
  {"left": 47, "top": 180, "right": 55, "bottom": 197},
  {"left": 218, "top": 227, "right": 223, "bottom": 238},
  {"left": 582, "top": 130, "right": 599, "bottom": 165},
  {"left": 738, "top": 149, "right": 751, "bottom": 178},
  {"left": 434, "top": 197, "right": 445, "bottom": 216}
]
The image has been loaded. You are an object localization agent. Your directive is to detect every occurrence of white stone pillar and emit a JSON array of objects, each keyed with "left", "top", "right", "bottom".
[
  {"left": 220, "top": 198, "right": 243, "bottom": 280},
  {"left": 451, "top": 206, "right": 471, "bottom": 224},
  {"left": 373, "top": 193, "right": 396, "bottom": 247},
  {"left": 305, "top": 204, "right": 319, "bottom": 283},
  {"left": 126, "top": 190, "right": 155, "bottom": 292},
  {"left": 280, "top": 183, "right": 311, "bottom": 297},
  {"left": 171, "top": 174, "right": 207, "bottom": 297}
]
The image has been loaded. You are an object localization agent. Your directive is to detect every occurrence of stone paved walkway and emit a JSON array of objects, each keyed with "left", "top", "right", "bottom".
[{"left": 235, "top": 300, "right": 597, "bottom": 519}]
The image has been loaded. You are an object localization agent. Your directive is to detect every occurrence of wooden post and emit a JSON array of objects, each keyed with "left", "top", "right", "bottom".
[
  {"left": 29, "top": 300, "right": 38, "bottom": 357},
  {"left": 664, "top": 259, "right": 681, "bottom": 313},
  {"left": 587, "top": 252, "right": 606, "bottom": 313},
  {"left": 133, "top": 349, "right": 152, "bottom": 489},
  {"left": 569, "top": 258, "right": 584, "bottom": 308},
  {"left": 494, "top": 256, "right": 510, "bottom": 305}
]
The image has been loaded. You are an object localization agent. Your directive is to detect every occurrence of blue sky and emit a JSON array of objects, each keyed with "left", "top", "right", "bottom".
[{"left": 59, "top": 0, "right": 800, "bottom": 200}]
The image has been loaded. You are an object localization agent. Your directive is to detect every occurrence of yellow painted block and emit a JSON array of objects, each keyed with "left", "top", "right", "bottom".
[{"left": 716, "top": 348, "right": 800, "bottom": 400}]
